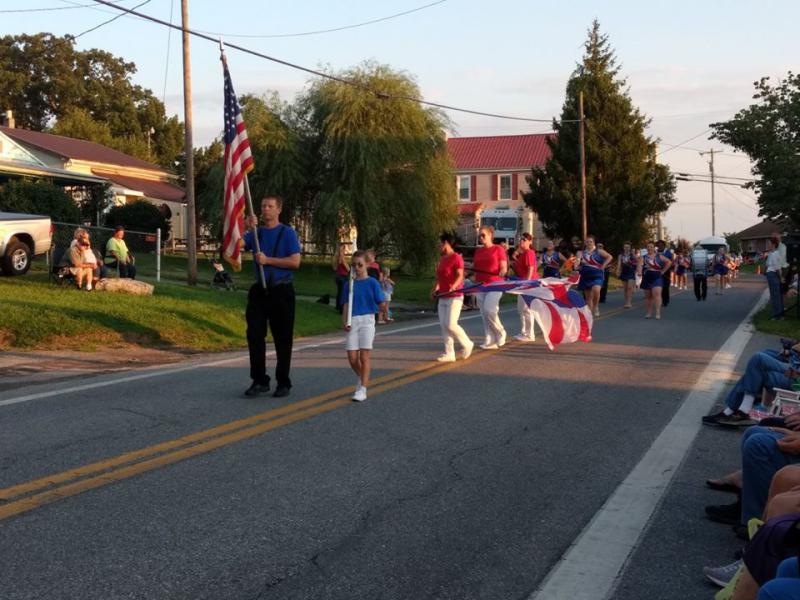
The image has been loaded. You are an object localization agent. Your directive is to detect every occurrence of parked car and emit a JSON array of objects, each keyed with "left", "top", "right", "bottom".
[{"left": 0, "top": 212, "right": 52, "bottom": 275}]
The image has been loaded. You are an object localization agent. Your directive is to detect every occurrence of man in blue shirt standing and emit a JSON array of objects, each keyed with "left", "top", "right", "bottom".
[
  {"left": 657, "top": 240, "right": 674, "bottom": 307},
  {"left": 243, "top": 195, "right": 302, "bottom": 398}
]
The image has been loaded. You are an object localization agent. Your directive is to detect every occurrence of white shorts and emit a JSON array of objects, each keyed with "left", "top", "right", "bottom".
[{"left": 345, "top": 314, "right": 376, "bottom": 351}]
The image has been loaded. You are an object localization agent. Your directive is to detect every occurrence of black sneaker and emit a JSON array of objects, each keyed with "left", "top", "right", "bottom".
[
  {"left": 244, "top": 382, "right": 270, "bottom": 397},
  {"left": 705, "top": 499, "right": 741, "bottom": 525},
  {"left": 718, "top": 411, "right": 756, "bottom": 428},
  {"left": 272, "top": 385, "right": 291, "bottom": 398},
  {"left": 702, "top": 411, "right": 729, "bottom": 425}
]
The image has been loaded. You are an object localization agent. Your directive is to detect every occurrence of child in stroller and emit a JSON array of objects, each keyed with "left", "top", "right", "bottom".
[{"left": 211, "top": 258, "right": 237, "bottom": 291}]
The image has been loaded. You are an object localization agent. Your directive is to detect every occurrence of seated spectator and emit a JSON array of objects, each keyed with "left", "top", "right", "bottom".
[
  {"left": 105, "top": 225, "right": 136, "bottom": 279},
  {"left": 704, "top": 344, "right": 800, "bottom": 427},
  {"left": 66, "top": 228, "right": 96, "bottom": 291}
]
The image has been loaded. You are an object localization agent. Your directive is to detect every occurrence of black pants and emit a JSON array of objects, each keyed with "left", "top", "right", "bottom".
[
  {"left": 661, "top": 270, "right": 671, "bottom": 306},
  {"left": 106, "top": 260, "right": 136, "bottom": 279},
  {"left": 693, "top": 275, "right": 707, "bottom": 301},
  {"left": 246, "top": 282, "right": 296, "bottom": 388}
]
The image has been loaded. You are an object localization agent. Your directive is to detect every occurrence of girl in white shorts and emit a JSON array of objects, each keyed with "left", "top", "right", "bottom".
[{"left": 341, "top": 250, "right": 386, "bottom": 402}]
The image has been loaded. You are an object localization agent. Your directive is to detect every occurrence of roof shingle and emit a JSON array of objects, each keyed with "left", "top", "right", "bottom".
[
  {"left": 0, "top": 126, "right": 166, "bottom": 172},
  {"left": 447, "top": 133, "right": 553, "bottom": 170}
]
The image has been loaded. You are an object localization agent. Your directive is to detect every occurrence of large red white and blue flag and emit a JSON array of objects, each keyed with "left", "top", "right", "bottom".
[
  {"left": 221, "top": 59, "right": 254, "bottom": 272},
  {"left": 454, "top": 274, "right": 593, "bottom": 350}
]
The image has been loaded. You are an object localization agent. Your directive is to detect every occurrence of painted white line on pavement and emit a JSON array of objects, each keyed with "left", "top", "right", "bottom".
[
  {"left": 0, "top": 309, "right": 499, "bottom": 408},
  {"left": 529, "top": 289, "right": 769, "bottom": 600}
]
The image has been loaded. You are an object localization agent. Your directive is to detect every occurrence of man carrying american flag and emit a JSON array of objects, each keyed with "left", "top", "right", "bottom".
[{"left": 221, "top": 45, "right": 301, "bottom": 399}]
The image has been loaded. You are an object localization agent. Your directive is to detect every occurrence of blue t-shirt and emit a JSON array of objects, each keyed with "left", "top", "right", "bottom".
[
  {"left": 339, "top": 277, "right": 385, "bottom": 316},
  {"left": 243, "top": 224, "right": 301, "bottom": 284}
]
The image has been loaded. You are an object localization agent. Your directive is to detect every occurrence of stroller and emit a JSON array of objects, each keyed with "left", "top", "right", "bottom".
[{"left": 210, "top": 257, "right": 237, "bottom": 291}]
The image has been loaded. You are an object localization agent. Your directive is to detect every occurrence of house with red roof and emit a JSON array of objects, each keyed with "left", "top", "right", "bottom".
[
  {"left": 0, "top": 114, "right": 186, "bottom": 238},
  {"left": 446, "top": 133, "right": 552, "bottom": 247}
]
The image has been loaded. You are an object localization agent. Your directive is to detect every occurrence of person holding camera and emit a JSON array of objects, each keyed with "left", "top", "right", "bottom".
[{"left": 243, "top": 195, "right": 301, "bottom": 398}]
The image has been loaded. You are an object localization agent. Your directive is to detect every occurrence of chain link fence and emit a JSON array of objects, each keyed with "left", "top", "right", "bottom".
[{"left": 50, "top": 222, "right": 162, "bottom": 281}]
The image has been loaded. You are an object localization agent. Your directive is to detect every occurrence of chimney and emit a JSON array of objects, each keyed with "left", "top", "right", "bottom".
[{"left": 2, "top": 110, "right": 14, "bottom": 128}]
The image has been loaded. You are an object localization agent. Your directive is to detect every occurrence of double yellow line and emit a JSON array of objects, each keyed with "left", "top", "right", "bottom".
[
  {"left": 0, "top": 351, "right": 476, "bottom": 521},
  {"left": 0, "top": 295, "right": 661, "bottom": 521}
]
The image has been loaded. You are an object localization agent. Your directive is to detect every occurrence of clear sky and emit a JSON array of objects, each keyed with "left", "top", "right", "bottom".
[{"left": 3, "top": 0, "right": 798, "bottom": 242}]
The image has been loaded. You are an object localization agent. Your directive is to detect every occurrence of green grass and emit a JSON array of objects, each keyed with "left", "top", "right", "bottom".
[
  {"left": 752, "top": 301, "right": 800, "bottom": 340},
  {"left": 0, "top": 269, "right": 342, "bottom": 352}
]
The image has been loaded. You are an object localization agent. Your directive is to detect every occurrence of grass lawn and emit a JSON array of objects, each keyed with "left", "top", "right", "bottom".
[
  {"left": 752, "top": 300, "right": 800, "bottom": 340},
  {"left": 0, "top": 267, "right": 342, "bottom": 352}
]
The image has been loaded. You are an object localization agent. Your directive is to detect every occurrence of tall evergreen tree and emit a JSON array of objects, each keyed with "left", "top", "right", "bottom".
[{"left": 523, "top": 21, "right": 675, "bottom": 251}]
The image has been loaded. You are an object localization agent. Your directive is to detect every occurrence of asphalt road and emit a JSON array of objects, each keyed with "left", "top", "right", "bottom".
[{"left": 0, "top": 275, "right": 770, "bottom": 599}]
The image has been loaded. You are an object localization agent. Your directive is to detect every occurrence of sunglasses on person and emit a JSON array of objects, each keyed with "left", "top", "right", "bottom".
[
  {"left": 479, "top": 233, "right": 487, "bottom": 239},
  {"left": 353, "top": 262, "right": 365, "bottom": 267}
]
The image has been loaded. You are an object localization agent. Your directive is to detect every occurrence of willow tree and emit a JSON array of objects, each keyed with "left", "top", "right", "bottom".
[
  {"left": 523, "top": 21, "right": 675, "bottom": 250},
  {"left": 302, "top": 61, "right": 456, "bottom": 272}
]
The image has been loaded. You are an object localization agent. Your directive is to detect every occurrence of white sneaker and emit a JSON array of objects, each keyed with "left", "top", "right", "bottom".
[
  {"left": 352, "top": 386, "right": 367, "bottom": 402},
  {"left": 436, "top": 354, "right": 456, "bottom": 362},
  {"left": 593, "top": 307, "right": 600, "bottom": 317},
  {"left": 726, "top": 284, "right": 732, "bottom": 289},
  {"left": 461, "top": 341, "right": 474, "bottom": 360},
  {"left": 479, "top": 343, "right": 499, "bottom": 350},
  {"left": 514, "top": 334, "right": 533, "bottom": 342},
  {"left": 497, "top": 334, "right": 507, "bottom": 347},
  {"left": 86, "top": 282, "right": 93, "bottom": 291}
]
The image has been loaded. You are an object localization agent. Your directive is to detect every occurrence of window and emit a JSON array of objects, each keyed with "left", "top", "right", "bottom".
[
  {"left": 458, "top": 175, "right": 471, "bottom": 201},
  {"left": 498, "top": 174, "right": 512, "bottom": 200}
]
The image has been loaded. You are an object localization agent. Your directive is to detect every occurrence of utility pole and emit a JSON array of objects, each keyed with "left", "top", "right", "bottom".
[
  {"left": 700, "top": 149, "right": 717, "bottom": 236},
  {"left": 181, "top": 0, "right": 197, "bottom": 285},
  {"left": 578, "top": 91, "right": 588, "bottom": 240}
]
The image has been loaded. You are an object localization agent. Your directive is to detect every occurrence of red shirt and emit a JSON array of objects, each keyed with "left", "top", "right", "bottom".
[
  {"left": 473, "top": 245, "right": 507, "bottom": 283},
  {"left": 513, "top": 249, "right": 538, "bottom": 280},
  {"left": 436, "top": 252, "right": 464, "bottom": 297}
]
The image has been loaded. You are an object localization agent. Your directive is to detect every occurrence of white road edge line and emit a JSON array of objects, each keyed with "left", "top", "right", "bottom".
[
  {"left": 0, "top": 309, "right": 499, "bottom": 408},
  {"left": 528, "top": 289, "right": 769, "bottom": 600}
]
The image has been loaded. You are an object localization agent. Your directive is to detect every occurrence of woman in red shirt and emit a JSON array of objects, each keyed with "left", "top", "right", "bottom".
[
  {"left": 431, "top": 232, "right": 474, "bottom": 362},
  {"left": 471, "top": 226, "right": 508, "bottom": 349},
  {"left": 512, "top": 232, "right": 537, "bottom": 342}
]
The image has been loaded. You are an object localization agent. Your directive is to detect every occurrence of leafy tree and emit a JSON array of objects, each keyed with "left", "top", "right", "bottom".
[
  {"left": 0, "top": 33, "right": 183, "bottom": 169},
  {"left": 105, "top": 199, "right": 171, "bottom": 250},
  {"left": 724, "top": 231, "right": 742, "bottom": 253},
  {"left": 302, "top": 61, "right": 456, "bottom": 271},
  {"left": 711, "top": 73, "right": 800, "bottom": 228},
  {"left": 523, "top": 21, "right": 675, "bottom": 252},
  {"left": 0, "top": 179, "right": 80, "bottom": 222}
]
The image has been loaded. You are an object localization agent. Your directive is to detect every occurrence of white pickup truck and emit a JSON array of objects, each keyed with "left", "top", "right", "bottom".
[{"left": 0, "top": 212, "right": 52, "bottom": 276}]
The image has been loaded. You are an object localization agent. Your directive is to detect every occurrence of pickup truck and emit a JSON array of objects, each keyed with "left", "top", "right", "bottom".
[{"left": 0, "top": 212, "right": 52, "bottom": 276}]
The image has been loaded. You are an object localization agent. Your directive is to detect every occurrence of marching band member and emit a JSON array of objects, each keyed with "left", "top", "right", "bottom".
[
  {"left": 472, "top": 226, "right": 507, "bottom": 350},
  {"left": 674, "top": 252, "right": 689, "bottom": 290},
  {"left": 713, "top": 246, "right": 730, "bottom": 295},
  {"left": 512, "top": 232, "right": 537, "bottom": 342},
  {"left": 541, "top": 241, "right": 564, "bottom": 278},
  {"left": 575, "top": 235, "right": 612, "bottom": 318},
  {"left": 616, "top": 241, "right": 638, "bottom": 308},
  {"left": 432, "top": 233, "right": 474, "bottom": 362},
  {"left": 639, "top": 241, "right": 672, "bottom": 320}
]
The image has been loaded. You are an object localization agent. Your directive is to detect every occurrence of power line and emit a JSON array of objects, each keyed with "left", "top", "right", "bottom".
[
  {"left": 0, "top": 3, "right": 91, "bottom": 12},
  {"left": 719, "top": 184, "right": 759, "bottom": 212},
  {"left": 196, "top": 0, "right": 448, "bottom": 39},
  {"left": 656, "top": 128, "right": 712, "bottom": 157},
  {"left": 162, "top": 0, "right": 174, "bottom": 104},
  {"left": 88, "top": 0, "right": 575, "bottom": 124},
  {"left": 71, "top": 0, "right": 151, "bottom": 39},
  {"left": 676, "top": 172, "right": 754, "bottom": 182}
]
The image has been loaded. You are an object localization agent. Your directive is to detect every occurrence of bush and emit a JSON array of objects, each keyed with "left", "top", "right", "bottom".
[
  {"left": 105, "top": 200, "right": 171, "bottom": 252},
  {"left": 0, "top": 179, "right": 81, "bottom": 222}
]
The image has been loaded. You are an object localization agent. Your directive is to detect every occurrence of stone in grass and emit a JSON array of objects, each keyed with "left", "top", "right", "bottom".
[{"left": 95, "top": 278, "right": 154, "bottom": 296}]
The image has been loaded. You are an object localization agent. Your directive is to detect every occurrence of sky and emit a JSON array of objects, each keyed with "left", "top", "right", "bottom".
[{"left": 3, "top": 0, "right": 799, "bottom": 242}]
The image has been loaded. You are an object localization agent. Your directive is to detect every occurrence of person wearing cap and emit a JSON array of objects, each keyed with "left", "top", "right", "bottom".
[
  {"left": 242, "top": 195, "right": 302, "bottom": 399},
  {"left": 105, "top": 226, "right": 136, "bottom": 279}
]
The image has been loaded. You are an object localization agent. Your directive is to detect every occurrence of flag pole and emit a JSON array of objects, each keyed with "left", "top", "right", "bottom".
[
  {"left": 346, "top": 264, "right": 354, "bottom": 328},
  {"left": 220, "top": 39, "right": 266, "bottom": 289}
]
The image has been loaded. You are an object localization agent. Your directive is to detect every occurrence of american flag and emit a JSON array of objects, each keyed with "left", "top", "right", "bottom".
[
  {"left": 452, "top": 273, "right": 593, "bottom": 350},
  {"left": 221, "top": 60, "right": 254, "bottom": 272}
]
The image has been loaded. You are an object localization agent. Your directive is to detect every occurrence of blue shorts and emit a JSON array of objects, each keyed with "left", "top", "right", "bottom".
[
  {"left": 641, "top": 270, "right": 663, "bottom": 289},
  {"left": 714, "top": 265, "right": 729, "bottom": 276},
  {"left": 578, "top": 268, "right": 604, "bottom": 290},
  {"left": 676, "top": 266, "right": 687, "bottom": 275},
  {"left": 543, "top": 266, "right": 561, "bottom": 278}
]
